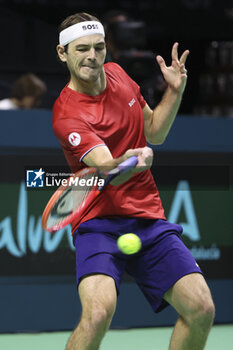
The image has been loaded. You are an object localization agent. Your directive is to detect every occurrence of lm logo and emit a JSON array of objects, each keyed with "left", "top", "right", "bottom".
[{"left": 26, "top": 168, "right": 45, "bottom": 188}]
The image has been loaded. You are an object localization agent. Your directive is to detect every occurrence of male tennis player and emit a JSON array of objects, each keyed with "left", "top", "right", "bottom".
[{"left": 54, "top": 12, "right": 215, "bottom": 350}]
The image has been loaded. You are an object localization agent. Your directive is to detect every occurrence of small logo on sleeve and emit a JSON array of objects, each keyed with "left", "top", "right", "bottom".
[
  {"left": 128, "top": 98, "right": 136, "bottom": 107},
  {"left": 68, "top": 132, "right": 81, "bottom": 146}
]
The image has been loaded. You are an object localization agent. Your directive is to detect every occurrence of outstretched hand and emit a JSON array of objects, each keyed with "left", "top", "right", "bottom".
[{"left": 156, "top": 42, "right": 189, "bottom": 94}]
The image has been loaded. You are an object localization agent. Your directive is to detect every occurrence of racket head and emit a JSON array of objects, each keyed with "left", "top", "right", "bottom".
[{"left": 41, "top": 167, "right": 99, "bottom": 233}]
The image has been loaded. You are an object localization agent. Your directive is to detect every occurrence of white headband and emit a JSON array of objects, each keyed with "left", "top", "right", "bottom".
[{"left": 59, "top": 21, "right": 105, "bottom": 46}]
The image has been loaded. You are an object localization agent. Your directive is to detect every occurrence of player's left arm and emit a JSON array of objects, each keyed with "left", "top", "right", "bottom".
[{"left": 143, "top": 42, "right": 189, "bottom": 145}]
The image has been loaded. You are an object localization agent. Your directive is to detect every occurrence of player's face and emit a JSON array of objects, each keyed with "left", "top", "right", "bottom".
[{"left": 65, "top": 34, "right": 106, "bottom": 83}]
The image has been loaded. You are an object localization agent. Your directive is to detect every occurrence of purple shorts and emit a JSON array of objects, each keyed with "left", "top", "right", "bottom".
[{"left": 73, "top": 217, "right": 202, "bottom": 312}]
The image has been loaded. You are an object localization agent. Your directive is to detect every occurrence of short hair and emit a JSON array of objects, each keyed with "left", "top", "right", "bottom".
[
  {"left": 58, "top": 12, "right": 101, "bottom": 33},
  {"left": 11, "top": 73, "right": 47, "bottom": 100}
]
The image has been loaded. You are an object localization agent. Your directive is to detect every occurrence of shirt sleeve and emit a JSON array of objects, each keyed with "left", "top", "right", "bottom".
[
  {"left": 135, "top": 83, "right": 146, "bottom": 109},
  {"left": 112, "top": 63, "right": 146, "bottom": 109},
  {"left": 53, "top": 116, "right": 106, "bottom": 163},
  {"left": 128, "top": 75, "right": 146, "bottom": 109}
]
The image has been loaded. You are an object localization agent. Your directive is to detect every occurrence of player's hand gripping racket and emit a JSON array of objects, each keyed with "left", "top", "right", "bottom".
[{"left": 41, "top": 156, "right": 138, "bottom": 233}]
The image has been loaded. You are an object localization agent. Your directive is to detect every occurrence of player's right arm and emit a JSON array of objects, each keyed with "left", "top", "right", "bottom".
[
  {"left": 82, "top": 145, "right": 153, "bottom": 185},
  {"left": 53, "top": 114, "right": 153, "bottom": 186}
]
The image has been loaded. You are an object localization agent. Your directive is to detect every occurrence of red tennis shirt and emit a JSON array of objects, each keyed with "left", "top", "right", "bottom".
[{"left": 53, "top": 62, "right": 165, "bottom": 232}]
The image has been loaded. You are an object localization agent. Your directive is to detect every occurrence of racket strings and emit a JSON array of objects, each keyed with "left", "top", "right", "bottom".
[{"left": 47, "top": 172, "right": 98, "bottom": 228}]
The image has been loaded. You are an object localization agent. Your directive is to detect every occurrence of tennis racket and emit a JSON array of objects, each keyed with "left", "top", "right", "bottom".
[{"left": 41, "top": 156, "right": 138, "bottom": 233}]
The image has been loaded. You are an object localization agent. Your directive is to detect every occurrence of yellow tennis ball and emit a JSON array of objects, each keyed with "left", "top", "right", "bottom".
[{"left": 117, "top": 233, "right": 142, "bottom": 255}]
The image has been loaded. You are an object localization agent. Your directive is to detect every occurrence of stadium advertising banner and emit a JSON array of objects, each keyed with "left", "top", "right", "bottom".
[{"left": 0, "top": 152, "right": 232, "bottom": 279}]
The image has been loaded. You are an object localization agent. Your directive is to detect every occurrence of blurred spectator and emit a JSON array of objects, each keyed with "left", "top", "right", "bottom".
[
  {"left": 102, "top": 10, "right": 166, "bottom": 108},
  {"left": 194, "top": 40, "right": 233, "bottom": 118},
  {"left": 0, "top": 73, "right": 47, "bottom": 109},
  {"left": 102, "top": 10, "right": 129, "bottom": 62}
]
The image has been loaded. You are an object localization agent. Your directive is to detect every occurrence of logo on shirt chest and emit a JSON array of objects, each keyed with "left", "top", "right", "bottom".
[
  {"left": 128, "top": 98, "right": 136, "bottom": 107},
  {"left": 68, "top": 132, "right": 81, "bottom": 146}
]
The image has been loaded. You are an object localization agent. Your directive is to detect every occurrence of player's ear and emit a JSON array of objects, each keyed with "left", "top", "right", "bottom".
[{"left": 56, "top": 45, "right": 67, "bottom": 62}]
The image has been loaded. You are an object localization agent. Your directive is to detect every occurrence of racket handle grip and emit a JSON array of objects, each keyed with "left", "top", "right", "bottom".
[{"left": 118, "top": 156, "right": 138, "bottom": 173}]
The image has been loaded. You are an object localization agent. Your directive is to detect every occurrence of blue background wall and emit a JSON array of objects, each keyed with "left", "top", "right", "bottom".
[{"left": 1, "top": 110, "right": 233, "bottom": 152}]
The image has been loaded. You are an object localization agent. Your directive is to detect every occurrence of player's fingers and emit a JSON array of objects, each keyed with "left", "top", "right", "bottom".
[
  {"left": 179, "top": 49, "right": 190, "bottom": 64},
  {"left": 171, "top": 42, "right": 179, "bottom": 61},
  {"left": 126, "top": 146, "right": 153, "bottom": 160},
  {"left": 137, "top": 155, "right": 152, "bottom": 169},
  {"left": 134, "top": 146, "right": 153, "bottom": 169},
  {"left": 143, "top": 146, "right": 153, "bottom": 157},
  {"left": 142, "top": 148, "right": 153, "bottom": 164},
  {"left": 125, "top": 147, "right": 145, "bottom": 158},
  {"left": 180, "top": 63, "right": 188, "bottom": 74},
  {"left": 156, "top": 55, "right": 167, "bottom": 70}
]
